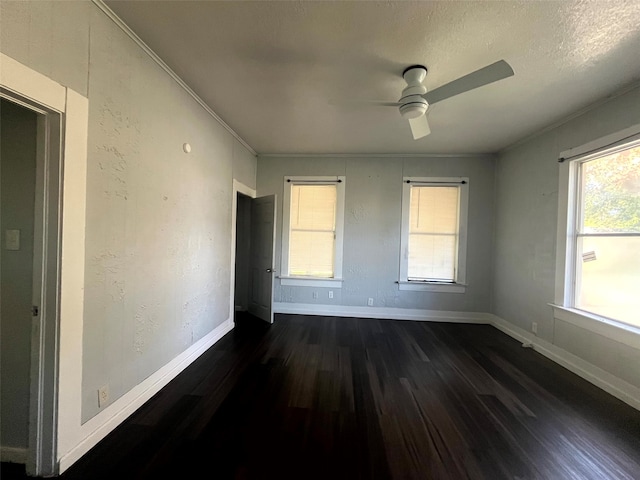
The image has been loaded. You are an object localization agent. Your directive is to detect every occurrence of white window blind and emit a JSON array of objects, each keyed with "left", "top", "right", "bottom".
[
  {"left": 408, "top": 185, "right": 460, "bottom": 282},
  {"left": 289, "top": 184, "right": 337, "bottom": 278}
]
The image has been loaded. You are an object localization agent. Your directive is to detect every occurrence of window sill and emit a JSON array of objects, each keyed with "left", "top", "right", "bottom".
[
  {"left": 278, "top": 276, "right": 343, "bottom": 288},
  {"left": 549, "top": 304, "right": 640, "bottom": 350},
  {"left": 397, "top": 281, "right": 466, "bottom": 293}
]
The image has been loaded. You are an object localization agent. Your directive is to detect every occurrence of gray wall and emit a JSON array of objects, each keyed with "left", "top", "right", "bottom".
[
  {"left": 0, "top": 99, "right": 38, "bottom": 451},
  {"left": 0, "top": 0, "right": 257, "bottom": 422},
  {"left": 493, "top": 86, "right": 640, "bottom": 389},
  {"left": 233, "top": 139, "right": 257, "bottom": 191},
  {"left": 257, "top": 155, "right": 496, "bottom": 312}
]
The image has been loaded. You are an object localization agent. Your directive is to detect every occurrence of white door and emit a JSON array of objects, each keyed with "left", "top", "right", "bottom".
[{"left": 248, "top": 195, "right": 276, "bottom": 323}]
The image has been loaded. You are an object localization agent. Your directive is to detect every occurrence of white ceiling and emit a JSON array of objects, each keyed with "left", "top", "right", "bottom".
[{"left": 104, "top": 0, "right": 640, "bottom": 155}]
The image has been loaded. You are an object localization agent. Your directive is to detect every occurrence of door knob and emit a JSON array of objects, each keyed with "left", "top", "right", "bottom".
[{"left": 266, "top": 268, "right": 275, "bottom": 273}]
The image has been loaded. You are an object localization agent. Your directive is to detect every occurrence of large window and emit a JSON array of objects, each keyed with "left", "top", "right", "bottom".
[
  {"left": 570, "top": 140, "right": 640, "bottom": 327},
  {"left": 399, "top": 177, "right": 468, "bottom": 292},
  {"left": 280, "top": 176, "right": 345, "bottom": 287}
]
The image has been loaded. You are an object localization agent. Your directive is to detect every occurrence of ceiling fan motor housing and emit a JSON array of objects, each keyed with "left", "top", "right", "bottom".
[
  {"left": 399, "top": 65, "right": 429, "bottom": 119},
  {"left": 399, "top": 95, "right": 428, "bottom": 119}
]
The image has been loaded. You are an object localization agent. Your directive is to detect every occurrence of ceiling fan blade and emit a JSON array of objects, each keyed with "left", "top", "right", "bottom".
[
  {"left": 408, "top": 115, "right": 430, "bottom": 140},
  {"left": 423, "top": 60, "right": 514, "bottom": 105},
  {"left": 328, "top": 99, "right": 399, "bottom": 107}
]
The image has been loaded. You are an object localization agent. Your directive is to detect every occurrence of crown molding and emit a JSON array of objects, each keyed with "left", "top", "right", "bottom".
[
  {"left": 91, "top": 0, "right": 257, "bottom": 157},
  {"left": 258, "top": 152, "right": 496, "bottom": 159}
]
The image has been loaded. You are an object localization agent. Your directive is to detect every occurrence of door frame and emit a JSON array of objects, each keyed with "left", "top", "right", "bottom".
[
  {"left": 1, "top": 80, "right": 63, "bottom": 478},
  {"left": 1, "top": 53, "right": 89, "bottom": 476},
  {"left": 230, "top": 179, "right": 256, "bottom": 324}
]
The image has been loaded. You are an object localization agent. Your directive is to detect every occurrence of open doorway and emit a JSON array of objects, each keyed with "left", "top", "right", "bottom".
[
  {"left": 1, "top": 98, "right": 38, "bottom": 471},
  {"left": 0, "top": 93, "right": 62, "bottom": 477},
  {"left": 231, "top": 180, "right": 276, "bottom": 326},
  {"left": 234, "top": 192, "right": 252, "bottom": 315}
]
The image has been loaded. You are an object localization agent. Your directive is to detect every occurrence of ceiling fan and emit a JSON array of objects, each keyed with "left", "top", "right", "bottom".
[{"left": 336, "top": 60, "right": 514, "bottom": 140}]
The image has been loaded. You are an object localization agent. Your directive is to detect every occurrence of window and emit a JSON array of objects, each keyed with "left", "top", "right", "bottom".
[
  {"left": 280, "top": 176, "right": 345, "bottom": 287},
  {"left": 565, "top": 139, "right": 640, "bottom": 327},
  {"left": 399, "top": 177, "right": 468, "bottom": 292}
]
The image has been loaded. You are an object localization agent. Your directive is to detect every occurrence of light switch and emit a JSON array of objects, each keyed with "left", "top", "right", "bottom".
[{"left": 5, "top": 230, "right": 20, "bottom": 250}]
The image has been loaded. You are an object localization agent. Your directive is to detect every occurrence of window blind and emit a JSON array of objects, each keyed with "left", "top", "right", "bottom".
[
  {"left": 289, "top": 184, "right": 337, "bottom": 277},
  {"left": 408, "top": 186, "right": 460, "bottom": 281}
]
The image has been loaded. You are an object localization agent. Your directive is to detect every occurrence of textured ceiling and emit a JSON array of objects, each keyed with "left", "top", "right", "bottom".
[{"left": 104, "top": 0, "right": 640, "bottom": 155}]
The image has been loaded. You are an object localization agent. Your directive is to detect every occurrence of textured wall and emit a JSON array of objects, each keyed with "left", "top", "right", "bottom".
[
  {"left": 257, "top": 155, "right": 495, "bottom": 313},
  {"left": 80, "top": 10, "right": 238, "bottom": 421},
  {"left": 232, "top": 138, "right": 257, "bottom": 191},
  {"left": 0, "top": 0, "right": 257, "bottom": 423},
  {"left": 493, "top": 86, "right": 640, "bottom": 389},
  {"left": 0, "top": 100, "right": 38, "bottom": 451},
  {"left": 0, "top": 0, "right": 91, "bottom": 96}
]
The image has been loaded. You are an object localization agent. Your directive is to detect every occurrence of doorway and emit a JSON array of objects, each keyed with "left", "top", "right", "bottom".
[
  {"left": 231, "top": 181, "right": 276, "bottom": 325},
  {"left": 234, "top": 192, "right": 252, "bottom": 314},
  {"left": 1, "top": 98, "right": 38, "bottom": 468},
  {"left": 0, "top": 93, "right": 63, "bottom": 477}
]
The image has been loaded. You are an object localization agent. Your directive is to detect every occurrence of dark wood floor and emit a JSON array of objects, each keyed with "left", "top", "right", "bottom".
[{"left": 3, "top": 313, "right": 640, "bottom": 479}]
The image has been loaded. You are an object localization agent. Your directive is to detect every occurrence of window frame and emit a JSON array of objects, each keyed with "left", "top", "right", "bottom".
[
  {"left": 398, "top": 176, "right": 469, "bottom": 293},
  {"left": 553, "top": 126, "right": 640, "bottom": 338},
  {"left": 280, "top": 175, "right": 345, "bottom": 288}
]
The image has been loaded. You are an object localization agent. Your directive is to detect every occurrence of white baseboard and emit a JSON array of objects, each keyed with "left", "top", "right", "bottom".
[
  {"left": 58, "top": 318, "right": 234, "bottom": 473},
  {"left": 0, "top": 446, "right": 27, "bottom": 464},
  {"left": 273, "top": 302, "right": 492, "bottom": 324},
  {"left": 489, "top": 314, "right": 640, "bottom": 412}
]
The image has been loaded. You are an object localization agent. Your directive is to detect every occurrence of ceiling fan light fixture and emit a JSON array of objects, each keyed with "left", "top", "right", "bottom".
[{"left": 399, "top": 96, "right": 428, "bottom": 119}]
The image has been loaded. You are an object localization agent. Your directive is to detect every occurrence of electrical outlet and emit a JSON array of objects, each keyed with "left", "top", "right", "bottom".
[
  {"left": 98, "top": 385, "right": 109, "bottom": 408},
  {"left": 313, "top": 291, "right": 318, "bottom": 299},
  {"left": 5, "top": 230, "right": 20, "bottom": 250},
  {"left": 367, "top": 297, "right": 374, "bottom": 306},
  {"left": 531, "top": 322, "right": 538, "bottom": 335},
  {"left": 328, "top": 291, "right": 333, "bottom": 299}
]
